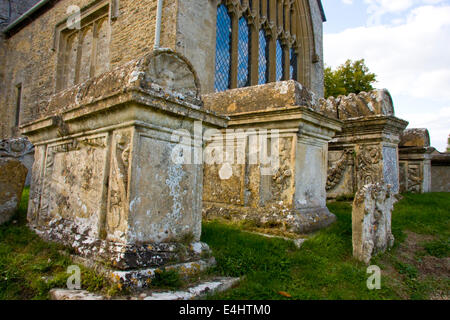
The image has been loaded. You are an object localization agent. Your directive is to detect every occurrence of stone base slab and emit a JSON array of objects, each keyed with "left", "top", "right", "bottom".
[
  {"left": 69, "top": 252, "right": 216, "bottom": 288},
  {"left": 110, "top": 258, "right": 217, "bottom": 288},
  {"left": 49, "top": 277, "right": 240, "bottom": 300},
  {"left": 32, "top": 222, "right": 212, "bottom": 271}
]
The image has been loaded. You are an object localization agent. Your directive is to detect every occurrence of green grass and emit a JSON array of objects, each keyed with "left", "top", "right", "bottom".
[
  {"left": 423, "top": 240, "right": 450, "bottom": 258},
  {"left": 0, "top": 188, "right": 120, "bottom": 300},
  {"left": 391, "top": 193, "right": 450, "bottom": 241},
  {"left": 202, "top": 193, "right": 450, "bottom": 300},
  {"left": 1, "top": 189, "right": 448, "bottom": 300}
]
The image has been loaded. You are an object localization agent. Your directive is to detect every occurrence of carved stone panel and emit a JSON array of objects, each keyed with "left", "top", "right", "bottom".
[
  {"left": 326, "top": 149, "right": 355, "bottom": 197},
  {"left": 267, "top": 137, "right": 295, "bottom": 208},
  {"left": 356, "top": 145, "right": 383, "bottom": 190},
  {"left": 294, "top": 140, "right": 327, "bottom": 209},
  {"left": 106, "top": 130, "right": 132, "bottom": 242},
  {"left": 203, "top": 135, "right": 246, "bottom": 206},
  {"left": 128, "top": 132, "right": 203, "bottom": 244},
  {"left": 41, "top": 135, "right": 108, "bottom": 238},
  {"left": 143, "top": 50, "right": 199, "bottom": 100},
  {"left": 407, "top": 163, "right": 423, "bottom": 193},
  {"left": 399, "top": 162, "right": 407, "bottom": 193}
]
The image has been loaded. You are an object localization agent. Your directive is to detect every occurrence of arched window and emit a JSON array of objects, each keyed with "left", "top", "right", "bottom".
[{"left": 214, "top": 0, "right": 309, "bottom": 92}]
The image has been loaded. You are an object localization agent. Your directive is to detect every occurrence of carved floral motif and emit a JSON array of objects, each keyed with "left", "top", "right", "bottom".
[
  {"left": 356, "top": 145, "right": 382, "bottom": 187},
  {"left": 107, "top": 131, "right": 132, "bottom": 232},
  {"left": 326, "top": 149, "right": 353, "bottom": 191},
  {"left": 407, "top": 165, "right": 422, "bottom": 193}
]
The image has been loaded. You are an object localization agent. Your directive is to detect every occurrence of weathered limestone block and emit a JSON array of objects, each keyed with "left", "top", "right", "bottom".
[
  {"left": 21, "top": 49, "right": 227, "bottom": 274},
  {"left": 202, "top": 81, "right": 343, "bottom": 234},
  {"left": 322, "top": 90, "right": 408, "bottom": 199},
  {"left": 398, "top": 129, "right": 434, "bottom": 193},
  {"left": 318, "top": 89, "right": 395, "bottom": 120},
  {"left": 352, "top": 183, "right": 397, "bottom": 264},
  {"left": 431, "top": 152, "right": 450, "bottom": 192},
  {"left": 0, "top": 137, "right": 35, "bottom": 186},
  {"left": 0, "top": 158, "right": 28, "bottom": 225}
]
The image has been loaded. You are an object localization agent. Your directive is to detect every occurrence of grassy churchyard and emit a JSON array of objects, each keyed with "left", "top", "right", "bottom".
[{"left": 0, "top": 189, "right": 448, "bottom": 300}]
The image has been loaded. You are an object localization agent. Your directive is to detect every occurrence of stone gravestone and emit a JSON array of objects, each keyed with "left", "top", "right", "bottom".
[
  {"left": 0, "top": 137, "right": 34, "bottom": 186},
  {"left": 0, "top": 158, "right": 28, "bottom": 225},
  {"left": 21, "top": 49, "right": 227, "bottom": 286},
  {"left": 352, "top": 182, "right": 397, "bottom": 264}
]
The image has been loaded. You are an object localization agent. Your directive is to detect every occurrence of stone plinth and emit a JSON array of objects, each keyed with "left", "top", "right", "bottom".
[
  {"left": 202, "top": 81, "right": 343, "bottom": 234},
  {"left": 352, "top": 183, "right": 397, "bottom": 264},
  {"left": 398, "top": 129, "right": 434, "bottom": 193},
  {"left": 21, "top": 50, "right": 227, "bottom": 272},
  {"left": 320, "top": 90, "right": 408, "bottom": 199}
]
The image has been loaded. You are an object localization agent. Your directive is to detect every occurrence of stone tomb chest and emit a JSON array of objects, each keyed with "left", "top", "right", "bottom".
[{"left": 21, "top": 50, "right": 227, "bottom": 273}]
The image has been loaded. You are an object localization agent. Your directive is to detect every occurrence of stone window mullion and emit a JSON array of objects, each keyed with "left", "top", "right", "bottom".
[
  {"left": 267, "top": 33, "right": 276, "bottom": 82},
  {"left": 284, "top": 1, "right": 290, "bottom": 34},
  {"left": 74, "top": 29, "right": 83, "bottom": 85},
  {"left": 250, "top": 22, "right": 259, "bottom": 86},
  {"left": 283, "top": 44, "right": 290, "bottom": 80},
  {"left": 90, "top": 22, "right": 99, "bottom": 79},
  {"left": 60, "top": 33, "right": 69, "bottom": 90},
  {"left": 277, "top": 0, "right": 283, "bottom": 29},
  {"left": 249, "top": 0, "right": 259, "bottom": 86},
  {"left": 230, "top": 12, "right": 239, "bottom": 89}
]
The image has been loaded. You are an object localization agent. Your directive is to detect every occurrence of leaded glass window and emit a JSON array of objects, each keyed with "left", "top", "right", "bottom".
[
  {"left": 258, "top": 29, "right": 268, "bottom": 85},
  {"left": 214, "top": 4, "right": 232, "bottom": 92},
  {"left": 214, "top": 0, "right": 311, "bottom": 92},
  {"left": 237, "top": 17, "right": 250, "bottom": 88}
]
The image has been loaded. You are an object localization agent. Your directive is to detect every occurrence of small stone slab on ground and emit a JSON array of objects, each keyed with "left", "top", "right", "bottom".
[
  {"left": 49, "top": 277, "right": 240, "bottom": 300},
  {"left": 49, "top": 289, "right": 106, "bottom": 300},
  {"left": 143, "top": 277, "right": 240, "bottom": 300},
  {"left": 245, "top": 231, "right": 307, "bottom": 249}
]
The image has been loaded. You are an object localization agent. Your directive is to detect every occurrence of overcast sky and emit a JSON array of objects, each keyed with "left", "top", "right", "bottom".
[{"left": 322, "top": 0, "right": 450, "bottom": 152}]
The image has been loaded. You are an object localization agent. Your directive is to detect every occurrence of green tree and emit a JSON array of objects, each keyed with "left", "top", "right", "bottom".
[{"left": 324, "top": 59, "right": 377, "bottom": 98}]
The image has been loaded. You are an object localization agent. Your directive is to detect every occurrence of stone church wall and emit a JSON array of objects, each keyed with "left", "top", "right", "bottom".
[
  {"left": 0, "top": 0, "right": 178, "bottom": 139},
  {"left": 309, "top": 0, "right": 325, "bottom": 99}
]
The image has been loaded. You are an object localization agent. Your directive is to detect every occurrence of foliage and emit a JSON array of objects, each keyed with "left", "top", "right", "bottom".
[
  {"left": 151, "top": 269, "right": 183, "bottom": 289},
  {"left": 324, "top": 59, "right": 377, "bottom": 98}
]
